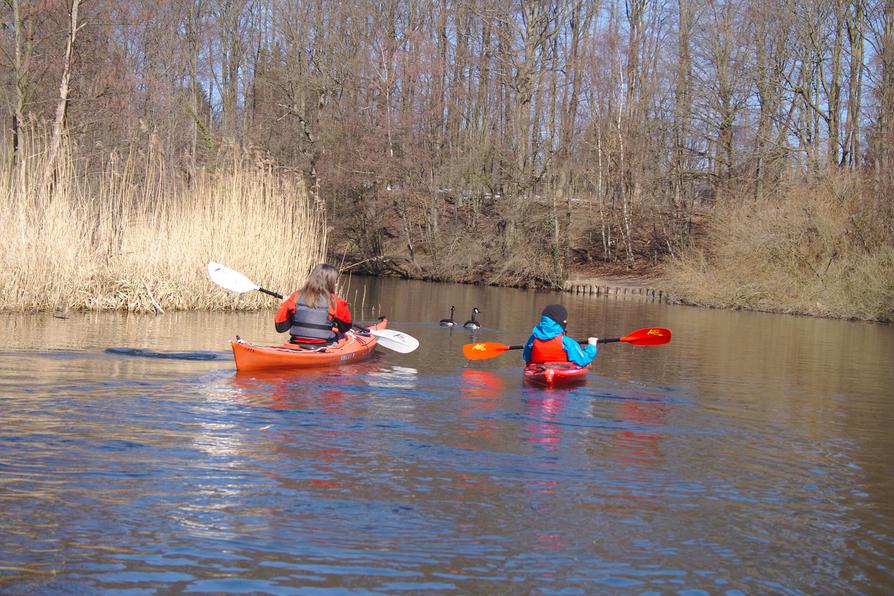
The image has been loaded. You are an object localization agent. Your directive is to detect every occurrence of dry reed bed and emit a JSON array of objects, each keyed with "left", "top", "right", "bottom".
[
  {"left": 1, "top": 138, "right": 326, "bottom": 312},
  {"left": 666, "top": 174, "right": 894, "bottom": 322}
]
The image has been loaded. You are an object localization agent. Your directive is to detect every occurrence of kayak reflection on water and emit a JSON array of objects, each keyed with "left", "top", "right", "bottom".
[{"left": 228, "top": 361, "right": 386, "bottom": 411}]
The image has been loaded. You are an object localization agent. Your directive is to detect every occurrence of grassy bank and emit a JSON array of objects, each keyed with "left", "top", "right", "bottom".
[
  {"left": 665, "top": 173, "right": 894, "bottom": 322},
  {"left": 1, "top": 135, "right": 326, "bottom": 313}
]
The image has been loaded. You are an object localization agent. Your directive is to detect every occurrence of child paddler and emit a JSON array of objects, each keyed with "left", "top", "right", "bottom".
[{"left": 522, "top": 304, "right": 598, "bottom": 366}]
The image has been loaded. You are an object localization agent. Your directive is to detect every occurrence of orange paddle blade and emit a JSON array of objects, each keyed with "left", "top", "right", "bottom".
[
  {"left": 620, "top": 327, "right": 672, "bottom": 346},
  {"left": 462, "top": 342, "right": 513, "bottom": 360}
]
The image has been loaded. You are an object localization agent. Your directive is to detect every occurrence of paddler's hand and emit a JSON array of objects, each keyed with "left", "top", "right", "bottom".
[{"left": 587, "top": 337, "right": 599, "bottom": 346}]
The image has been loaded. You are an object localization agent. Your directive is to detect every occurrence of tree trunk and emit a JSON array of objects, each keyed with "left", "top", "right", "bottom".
[
  {"left": 843, "top": 0, "right": 865, "bottom": 168},
  {"left": 46, "top": 0, "right": 82, "bottom": 181},
  {"left": 877, "top": 0, "right": 894, "bottom": 178},
  {"left": 828, "top": 1, "right": 845, "bottom": 167},
  {"left": 11, "top": 0, "right": 35, "bottom": 174},
  {"left": 671, "top": 0, "right": 694, "bottom": 244}
]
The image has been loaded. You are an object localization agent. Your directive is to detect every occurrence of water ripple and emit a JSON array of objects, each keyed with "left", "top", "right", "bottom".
[{"left": 1, "top": 338, "right": 892, "bottom": 593}]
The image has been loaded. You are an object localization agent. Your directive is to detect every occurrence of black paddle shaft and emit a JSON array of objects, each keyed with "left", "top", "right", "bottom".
[
  {"left": 353, "top": 316, "right": 387, "bottom": 334},
  {"left": 259, "top": 287, "right": 283, "bottom": 299}
]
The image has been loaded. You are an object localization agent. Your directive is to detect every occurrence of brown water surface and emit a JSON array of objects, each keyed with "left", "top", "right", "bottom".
[{"left": 1, "top": 277, "right": 892, "bottom": 593}]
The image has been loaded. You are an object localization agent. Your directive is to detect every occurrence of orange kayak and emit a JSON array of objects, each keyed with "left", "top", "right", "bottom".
[
  {"left": 523, "top": 362, "right": 589, "bottom": 386},
  {"left": 231, "top": 320, "right": 387, "bottom": 371}
]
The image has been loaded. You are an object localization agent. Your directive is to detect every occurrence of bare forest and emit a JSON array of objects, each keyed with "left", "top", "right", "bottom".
[{"left": 2, "top": 0, "right": 893, "bottom": 319}]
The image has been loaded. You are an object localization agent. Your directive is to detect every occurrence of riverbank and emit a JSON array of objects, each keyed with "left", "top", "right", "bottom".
[{"left": 333, "top": 179, "right": 893, "bottom": 323}]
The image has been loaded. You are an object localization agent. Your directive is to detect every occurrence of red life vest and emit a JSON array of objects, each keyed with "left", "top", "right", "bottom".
[{"left": 529, "top": 335, "right": 569, "bottom": 363}]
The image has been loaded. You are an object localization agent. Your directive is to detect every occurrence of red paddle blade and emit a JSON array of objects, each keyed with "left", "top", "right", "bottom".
[
  {"left": 620, "top": 327, "right": 672, "bottom": 346},
  {"left": 463, "top": 342, "right": 511, "bottom": 360}
]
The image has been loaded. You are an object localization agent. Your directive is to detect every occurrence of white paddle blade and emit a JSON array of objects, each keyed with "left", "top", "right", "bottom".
[
  {"left": 208, "top": 261, "right": 260, "bottom": 293},
  {"left": 370, "top": 329, "right": 419, "bottom": 354}
]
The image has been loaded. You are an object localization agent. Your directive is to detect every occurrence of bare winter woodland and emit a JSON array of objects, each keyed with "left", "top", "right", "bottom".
[{"left": 2, "top": 0, "right": 893, "bottom": 319}]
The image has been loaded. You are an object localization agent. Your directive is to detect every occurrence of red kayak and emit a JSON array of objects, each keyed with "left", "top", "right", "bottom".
[
  {"left": 231, "top": 320, "right": 386, "bottom": 371},
  {"left": 524, "top": 362, "right": 589, "bottom": 386}
]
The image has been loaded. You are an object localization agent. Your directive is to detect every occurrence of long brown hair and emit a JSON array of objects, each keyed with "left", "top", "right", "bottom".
[{"left": 300, "top": 264, "right": 339, "bottom": 308}]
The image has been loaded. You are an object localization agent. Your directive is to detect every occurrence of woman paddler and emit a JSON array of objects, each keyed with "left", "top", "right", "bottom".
[{"left": 274, "top": 264, "right": 353, "bottom": 347}]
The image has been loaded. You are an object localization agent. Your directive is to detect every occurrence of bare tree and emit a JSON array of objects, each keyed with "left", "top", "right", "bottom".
[
  {"left": 670, "top": 0, "right": 697, "bottom": 247},
  {"left": 843, "top": 0, "right": 865, "bottom": 167},
  {"left": 46, "top": 0, "right": 82, "bottom": 179},
  {"left": 870, "top": 0, "right": 894, "bottom": 187},
  {"left": 750, "top": 0, "right": 792, "bottom": 202},
  {"left": 2, "top": 0, "right": 890, "bottom": 287},
  {"left": 8, "top": 0, "right": 35, "bottom": 172}
]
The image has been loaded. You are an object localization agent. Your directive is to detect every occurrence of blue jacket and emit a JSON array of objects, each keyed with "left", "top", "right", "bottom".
[{"left": 522, "top": 315, "right": 597, "bottom": 366}]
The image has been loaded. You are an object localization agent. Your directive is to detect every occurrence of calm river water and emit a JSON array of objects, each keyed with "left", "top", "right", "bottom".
[{"left": 1, "top": 277, "right": 892, "bottom": 594}]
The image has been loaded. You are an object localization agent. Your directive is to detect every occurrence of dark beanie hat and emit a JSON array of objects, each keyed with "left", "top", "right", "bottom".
[{"left": 541, "top": 304, "right": 567, "bottom": 329}]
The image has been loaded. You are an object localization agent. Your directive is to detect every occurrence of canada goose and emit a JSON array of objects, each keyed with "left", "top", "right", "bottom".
[
  {"left": 440, "top": 305, "right": 456, "bottom": 327},
  {"left": 463, "top": 307, "right": 481, "bottom": 329}
]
